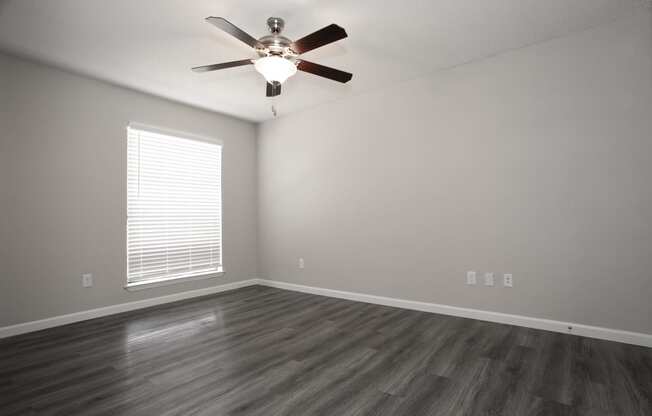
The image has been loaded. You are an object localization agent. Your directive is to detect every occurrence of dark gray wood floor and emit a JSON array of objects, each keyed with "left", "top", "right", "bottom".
[{"left": 1, "top": 285, "right": 651, "bottom": 416}]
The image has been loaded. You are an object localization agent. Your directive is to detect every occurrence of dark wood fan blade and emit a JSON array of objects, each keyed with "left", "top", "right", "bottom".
[
  {"left": 296, "top": 60, "right": 352, "bottom": 83},
  {"left": 266, "top": 82, "right": 282, "bottom": 97},
  {"left": 292, "top": 24, "right": 347, "bottom": 54},
  {"left": 192, "top": 59, "right": 253, "bottom": 73},
  {"left": 206, "top": 17, "right": 261, "bottom": 49}
]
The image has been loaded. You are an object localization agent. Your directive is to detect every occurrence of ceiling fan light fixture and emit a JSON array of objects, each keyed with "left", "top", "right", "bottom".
[
  {"left": 254, "top": 56, "right": 297, "bottom": 84},
  {"left": 193, "top": 17, "right": 352, "bottom": 97}
]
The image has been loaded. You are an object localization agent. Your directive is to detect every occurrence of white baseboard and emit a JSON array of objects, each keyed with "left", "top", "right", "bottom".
[
  {"left": 0, "top": 279, "right": 262, "bottom": 339},
  {"left": 258, "top": 279, "right": 652, "bottom": 348},
  {"left": 3, "top": 277, "right": 651, "bottom": 348}
]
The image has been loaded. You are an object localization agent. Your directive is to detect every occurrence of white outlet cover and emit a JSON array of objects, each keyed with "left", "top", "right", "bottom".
[
  {"left": 466, "top": 271, "right": 477, "bottom": 285},
  {"left": 484, "top": 272, "right": 494, "bottom": 286},
  {"left": 298, "top": 258, "right": 305, "bottom": 269},
  {"left": 504, "top": 273, "right": 513, "bottom": 287},
  {"left": 82, "top": 273, "right": 93, "bottom": 287}
]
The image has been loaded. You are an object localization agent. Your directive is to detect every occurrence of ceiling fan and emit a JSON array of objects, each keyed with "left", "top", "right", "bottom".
[{"left": 192, "top": 17, "right": 352, "bottom": 97}]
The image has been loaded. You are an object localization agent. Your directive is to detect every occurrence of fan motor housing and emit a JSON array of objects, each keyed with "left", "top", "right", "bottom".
[
  {"left": 256, "top": 17, "right": 297, "bottom": 57},
  {"left": 257, "top": 34, "right": 295, "bottom": 56}
]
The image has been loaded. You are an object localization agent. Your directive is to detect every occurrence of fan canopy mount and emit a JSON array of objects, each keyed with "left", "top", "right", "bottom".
[{"left": 266, "top": 17, "right": 285, "bottom": 34}]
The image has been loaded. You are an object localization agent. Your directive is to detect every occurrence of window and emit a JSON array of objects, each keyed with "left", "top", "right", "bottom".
[{"left": 126, "top": 124, "right": 223, "bottom": 288}]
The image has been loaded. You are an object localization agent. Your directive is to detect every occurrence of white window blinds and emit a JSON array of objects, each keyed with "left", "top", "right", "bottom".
[{"left": 127, "top": 125, "right": 222, "bottom": 286}]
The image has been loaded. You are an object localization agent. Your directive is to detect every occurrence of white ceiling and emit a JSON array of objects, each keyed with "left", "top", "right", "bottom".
[{"left": 0, "top": 0, "right": 646, "bottom": 122}]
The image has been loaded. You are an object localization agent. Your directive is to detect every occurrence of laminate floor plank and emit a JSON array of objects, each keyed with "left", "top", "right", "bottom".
[{"left": 1, "top": 285, "right": 651, "bottom": 415}]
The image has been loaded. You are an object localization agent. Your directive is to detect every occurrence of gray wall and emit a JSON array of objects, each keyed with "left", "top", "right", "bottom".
[
  {"left": 0, "top": 53, "right": 258, "bottom": 326},
  {"left": 258, "top": 11, "right": 652, "bottom": 334},
  {"left": 0, "top": 60, "right": 8, "bottom": 304},
  {"left": 2, "top": 10, "right": 651, "bottom": 335}
]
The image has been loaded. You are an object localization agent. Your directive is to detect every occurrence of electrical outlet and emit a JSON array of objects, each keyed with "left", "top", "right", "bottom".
[
  {"left": 503, "top": 273, "right": 513, "bottom": 287},
  {"left": 484, "top": 272, "right": 494, "bottom": 286},
  {"left": 466, "top": 271, "right": 477, "bottom": 285},
  {"left": 82, "top": 273, "right": 93, "bottom": 288},
  {"left": 298, "top": 258, "right": 305, "bottom": 269}
]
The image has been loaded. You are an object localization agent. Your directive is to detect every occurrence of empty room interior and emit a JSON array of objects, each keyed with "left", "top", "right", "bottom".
[{"left": 1, "top": 1, "right": 652, "bottom": 415}]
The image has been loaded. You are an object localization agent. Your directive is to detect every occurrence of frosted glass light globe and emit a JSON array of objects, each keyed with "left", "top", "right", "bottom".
[{"left": 254, "top": 56, "right": 297, "bottom": 84}]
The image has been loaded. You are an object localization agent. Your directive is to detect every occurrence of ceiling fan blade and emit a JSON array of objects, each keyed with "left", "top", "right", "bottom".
[
  {"left": 192, "top": 59, "right": 253, "bottom": 73},
  {"left": 296, "top": 60, "right": 352, "bottom": 83},
  {"left": 205, "top": 17, "right": 261, "bottom": 49},
  {"left": 292, "top": 24, "right": 347, "bottom": 54},
  {"left": 266, "top": 81, "right": 281, "bottom": 97}
]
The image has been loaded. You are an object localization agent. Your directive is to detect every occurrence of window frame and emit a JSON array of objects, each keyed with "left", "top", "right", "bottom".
[{"left": 124, "top": 122, "right": 224, "bottom": 291}]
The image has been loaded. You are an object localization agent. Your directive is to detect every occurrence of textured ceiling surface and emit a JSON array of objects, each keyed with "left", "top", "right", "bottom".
[{"left": 0, "top": 0, "right": 646, "bottom": 121}]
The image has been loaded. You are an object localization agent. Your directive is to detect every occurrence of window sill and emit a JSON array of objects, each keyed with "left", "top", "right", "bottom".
[{"left": 124, "top": 269, "right": 225, "bottom": 291}]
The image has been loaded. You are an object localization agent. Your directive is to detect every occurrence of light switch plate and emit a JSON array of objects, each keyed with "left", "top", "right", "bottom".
[{"left": 466, "top": 271, "right": 477, "bottom": 285}]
